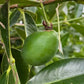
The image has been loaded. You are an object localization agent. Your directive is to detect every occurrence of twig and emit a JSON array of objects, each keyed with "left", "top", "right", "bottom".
[
  {"left": 9, "top": 0, "right": 56, "bottom": 9},
  {"left": 40, "top": 0, "right": 50, "bottom": 27},
  {"left": 0, "top": 22, "right": 6, "bottom": 29},
  {"left": 0, "top": 37, "right": 20, "bottom": 45},
  {"left": 10, "top": 37, "right": 20, "bottom": 40},
  {"left": 43, "top": 0, "right": 56, "bottom": 4},
  {"left": 10, "top": 4, "right": 18, "bottom": 8},
  {"left": 15, "top": 17, "right": 84, "bottom": 27}
]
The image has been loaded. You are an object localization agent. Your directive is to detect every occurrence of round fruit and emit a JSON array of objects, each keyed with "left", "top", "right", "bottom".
[{"left": 21, "top": 30, "right": 58, "bottom": 66}]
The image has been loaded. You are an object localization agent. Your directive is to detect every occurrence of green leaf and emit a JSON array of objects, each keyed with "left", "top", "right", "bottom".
[
  {"left": 12, "top": 48, "right": 29, "bottom": 84},
  {"left": 36, "top": 7, "right": 44, "bottom": 24},
  {"left": 0, "top": 2, "right": 10, "bottom": 57},
  {"left": 0, "top": 70, "right": 15, "bottom": 84},
  {"left": 15, "top": 27, "right": 26, "bottom": 40},
  {"left": 27, "top": 58, "right": 84, "bottom": 84},
  {"left": 10, "top": 9, "right": 20, "bottom": 27},
  {"left": 8, "top": 70, "right": 15, "bottom": 84},
  {"left": 0, "top": 71, "right": 7, "bottom": 84},
  {"left": 75, "top": 4, "right": 83, "bottom": 18},
  {"left": 61, "top": 33, "right": 69, "bottom": 47},
  {"left": 1, "top": 54, "right": 15, "bottom": 84},
  {"left": 45, "top": 3, "right": 57, "bottom": 21},
  {"left": 1, "top": 53, "right": 9, "bottom": 72},
  {"left": 25, "top": 10, "right": 37, "bottom": 21},
  {"left": 71, "top": 24, "right": 84, "bottom": 35},
  {"left": 23, "top": 12, "right": 37, "bottom": 37}
]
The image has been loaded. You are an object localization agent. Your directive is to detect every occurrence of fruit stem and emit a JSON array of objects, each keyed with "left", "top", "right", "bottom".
[
  {"left": 40, "top": 0, "right": 50, "bottom": 27},
  {"left": 56, "top": 4, "right": 63, "bottom": 54}
]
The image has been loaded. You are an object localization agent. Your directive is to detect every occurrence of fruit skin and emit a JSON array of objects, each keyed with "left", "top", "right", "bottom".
[{"left": 21, "top": 30, "right": 58, "bottom": 66}]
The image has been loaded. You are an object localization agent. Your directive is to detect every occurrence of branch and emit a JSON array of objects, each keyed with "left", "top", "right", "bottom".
[
  {"left": 10, "top": 4, "right": 18, "bottom": 9},
  {"left": 43, "top": 0, "right": 56, "bottom": 4},
  {"left": 0, "top": 37, "right": 20, "bottom": 45},
  {"left": 0, "top": 0, "right": 72, "bottom": 9}
]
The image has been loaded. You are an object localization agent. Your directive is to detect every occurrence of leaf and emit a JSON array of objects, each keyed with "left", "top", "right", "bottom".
[
  {"left": 71, "top": 24, "right": 84, "bottom": 35},
  {"left": 0, "top": 69, "right": 15, "bottom": 84},
  {"left": 10, "top": 9, "right": 20, "bottom": 27},
  {"left": 12, "top": 48, "right": 29, "bottom": 84},
  {"left": 27, "top": 58, "right": 84, "bottom": 84},
  {"left": 0, "top": 2, "right": 10, "bottom": 57},
  {"left": 0, "top": 71, "right": 7, "bottom": 84},
  {"left": 1, "top": 53, "right": 9, "bottom": 72},
  {"left": 44, "top": 3, "right": 57, "bottom": 21},
  {"left": 36, "top": 7, "right": 44, "bottom": 24},
  {"left": 25, "top": 10, "right": 37, "bottom": 21},
  {"left": 75, "top": 4, "right": 83, "bottom": 18},
  {"left": 23, "top": 12, "right": 37, "bottom": 37},
  {"left": 1, "top": 54, "right": 15, "bottom": 84},
  {"left": 15, "top": 27, "right": 26, "bottom": 40},
  {"left": 61, "top": 33, "right": 69, "bottom": 47},
  {"left": 8, "top": 70, "right": 15, "bottom": 84}
]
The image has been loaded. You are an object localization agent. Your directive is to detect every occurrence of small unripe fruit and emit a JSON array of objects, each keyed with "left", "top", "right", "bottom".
[{"left": 21, "top": 30, "right": 58, "bottom": 66}]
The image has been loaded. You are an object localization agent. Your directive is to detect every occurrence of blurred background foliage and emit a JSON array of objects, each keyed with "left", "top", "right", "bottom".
[{"left": 0, "top": 0, "right": 84, "bottom": 80}]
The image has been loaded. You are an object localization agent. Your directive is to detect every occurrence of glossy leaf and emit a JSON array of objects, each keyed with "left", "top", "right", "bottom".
[
  {"left": 12, "top": 48, "right": 29, "bottom": 84},
  {"left": 10, "top": 9, "right": 20, "bottom": 27},
  {"left": 27, "top": 58, "right": 84, "bottom": 84}
]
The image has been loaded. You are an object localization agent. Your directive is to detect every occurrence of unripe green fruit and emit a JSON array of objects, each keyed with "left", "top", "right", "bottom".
[{"left": 21, "top": 30, "right": 58, "bottom": 66}]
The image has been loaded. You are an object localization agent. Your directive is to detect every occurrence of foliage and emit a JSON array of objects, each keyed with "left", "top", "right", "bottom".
[{"left": 0, "top": 0, "right": 84, "bottom": 84}]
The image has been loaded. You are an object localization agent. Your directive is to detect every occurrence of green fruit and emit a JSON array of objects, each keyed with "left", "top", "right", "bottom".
[{"left": 22, "top": 30, "right": 58, "bottom": 66}]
